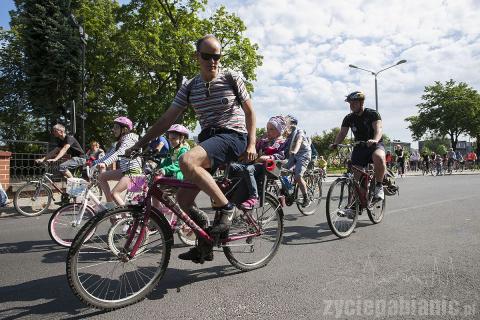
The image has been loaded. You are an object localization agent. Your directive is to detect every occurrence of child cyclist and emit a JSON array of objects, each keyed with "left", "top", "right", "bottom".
[
  {"left": 157, "top": 124, "right": 190, "bottom": 179},
  {"left": 94, "top": 117, "right": 142, "bottom": 208},
  {"left": 151, "top": 124, "right": 190, "bottom": 211},
  {"left": 230, "top": 116, "right": 287, "bottom": 209},
  {"left": 284, "top": 115, "right": 312, "bottom": 207}
]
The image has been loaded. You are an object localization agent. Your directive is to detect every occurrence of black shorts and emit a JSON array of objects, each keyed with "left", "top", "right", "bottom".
[
  {"left": 198, "top": 128, "right": 247, "bottom": 172},
  {"left": 351, "top": 143, "right": 385, "bottom": 167}
]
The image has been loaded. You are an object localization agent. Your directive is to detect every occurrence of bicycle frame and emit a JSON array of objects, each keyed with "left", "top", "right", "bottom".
[
  {"left": 349, "top": 164, "right": 374, "bottom": 209},
  {"left": 123, "top": 174, "right": 264, "bottom": 259}
]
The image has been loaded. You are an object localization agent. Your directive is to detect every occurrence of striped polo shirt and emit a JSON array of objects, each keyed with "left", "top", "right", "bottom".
[{"left": 171, "top": 71, "right": 250, "bottom": 133}]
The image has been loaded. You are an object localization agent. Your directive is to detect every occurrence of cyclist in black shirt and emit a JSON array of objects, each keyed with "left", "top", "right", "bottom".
[
  {"left": 331, "top": 91, "right": 386, "bottom": 200},
  {"left": 36, "top": 124, "right": 86, "bottom": 179}
]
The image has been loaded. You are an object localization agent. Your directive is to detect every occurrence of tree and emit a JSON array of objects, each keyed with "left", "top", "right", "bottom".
[
  {"left": 405, "top": 80, "right": 480, "bottom": 150},
  {"left": 256, "top": 127, "right": 266, "bottom": 138},
  {"left": 311, "top": 128, "right": 351, "bottom": 163},
  {"left": 10, "top": 0, "right": 82, "bottom": 134},
  {"left": 0, "top": 25, "right": 51, "bottom": 150},
  {"left": 420, "top": 135, "right": 450, "bottom": 153},
  {"left": 102, "top": 0, "right": 263, "bottom": 135},
  {"left": 2, "top": 0, "right": 263, "bottom": 149}
]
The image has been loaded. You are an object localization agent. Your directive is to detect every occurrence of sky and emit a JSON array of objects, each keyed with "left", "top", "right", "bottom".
[{"left": 2, "top": 0, "right": 480, "bottom": 146}]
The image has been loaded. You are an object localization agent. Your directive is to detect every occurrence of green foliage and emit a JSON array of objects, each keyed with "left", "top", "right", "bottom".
[
  {"left": 311, "top": 127, "right": 349, "bottom": 162},
  {"left": 421, "top": 147, "right": 431, "bottom": 156},
  {"left": 420, "top": 136, "right": 450, "bottom": 154},
  {"left": 256, "top": 127, "right": 266, "bottom": 138},
  {"left": 12, "top": 0, "right": 82, "bottom": 131},
  {"left": 0, "top": 0, "right": 263, "bottom": 149},
  {"left": 436, "top": 145, "right": 447, "bottom": 155},
  {"left": 405, "top": 79, "right": 480, "bottom": 150},
  {"left": 0, "top": 29, "right": 44, "bottom": 144}
]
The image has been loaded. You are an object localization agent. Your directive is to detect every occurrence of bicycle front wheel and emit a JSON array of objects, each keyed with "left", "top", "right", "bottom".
[
  {"left": 48, "top": 203, "right": 95, "bottom": 247},
  {"left": 66, "top": 205, "right": 173, "bottom": 310},
  {"left": 367, "top": 198, "right": 385, "bottom": 224},
  {"left": 326, "top": 178, "right": 359, "bottom": 238},
  {"left": 14, "top": 182, "right": 52, "bottom": 217},
  {"left": 223, "top": 192, "right": 283, "bottom": 271},
  {"left": 296, "top": 172, "right": 323, "bottom": 216}
]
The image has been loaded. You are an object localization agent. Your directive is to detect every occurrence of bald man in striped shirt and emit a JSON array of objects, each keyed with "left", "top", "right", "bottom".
[{"left": 130, "top": 34, "right": 257, "bottom": 263}]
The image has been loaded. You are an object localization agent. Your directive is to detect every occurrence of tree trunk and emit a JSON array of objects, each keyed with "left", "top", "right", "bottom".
[{"left": 449, "top": 133, "right": 456, "bottom": 150}]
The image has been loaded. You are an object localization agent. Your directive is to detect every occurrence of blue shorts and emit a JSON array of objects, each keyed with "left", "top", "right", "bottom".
[
  {"left": 198, "top": 129, "right": 247, "bottom": 172},
  {"left": 351, "top": 143, "right": 385, "bottom": 167}
]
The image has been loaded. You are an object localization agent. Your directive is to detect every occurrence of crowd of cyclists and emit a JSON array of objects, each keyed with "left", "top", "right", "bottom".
[
  {"left": 386, "top": 145, "right": 478, "bottom": 177},
  {"left": 29, "top": 34, "right": 478, "bottom": 263}
]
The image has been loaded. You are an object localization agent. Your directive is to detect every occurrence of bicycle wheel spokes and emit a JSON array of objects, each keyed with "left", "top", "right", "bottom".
[
  {"left": 67, "top": 207, "right": 171, "bottom": 310},
  {"left": 223, "top": 193, "right": 283, "bottom": 271},
  {"left": 326, "top": 178, "right": 358, "bottom": 238},
  {"left": 14, "top": 182, "right": 52, "bottom": 217},
  {"left": 49, "top": 203, "right": 95, "bottom": 247},
  {"left": 297, "top": 173, "right": 322, "bottom": 216}
]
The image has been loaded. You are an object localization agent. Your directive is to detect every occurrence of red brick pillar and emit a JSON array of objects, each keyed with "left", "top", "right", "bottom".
[{"left": 0, "top": 151, "right": 11, "bottom": 190}]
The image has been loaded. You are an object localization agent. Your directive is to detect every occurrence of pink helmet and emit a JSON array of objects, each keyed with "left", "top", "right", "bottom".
[
  {"left": 167, "top": 124, "right": 189, "bottom": 138},
  {"left": 114, "top": 116, "right": 133, "bottom": 131}
]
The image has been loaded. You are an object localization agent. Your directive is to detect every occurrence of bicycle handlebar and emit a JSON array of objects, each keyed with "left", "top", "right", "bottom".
[{"left": 332, "top": 141, "right": 375, "bottom": 148}]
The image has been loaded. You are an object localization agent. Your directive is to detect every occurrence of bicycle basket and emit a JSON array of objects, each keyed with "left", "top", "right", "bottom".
[
  {"left": 66, "top": 178, "right": 89, "bottom": 197},
  {"left": 127, "top": 175, "right": 146, "bottom": 192}
]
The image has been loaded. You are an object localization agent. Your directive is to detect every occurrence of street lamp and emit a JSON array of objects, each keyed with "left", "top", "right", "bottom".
[
  {"left": 69, "top": 14, "right": 88, "bottom": 151},
  {"left": 348, "top": 60, "right": 407, "bottom": 112}
]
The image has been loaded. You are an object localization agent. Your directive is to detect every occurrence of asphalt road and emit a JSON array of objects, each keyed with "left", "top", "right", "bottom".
[{"left": 0, "top": 173, "right": 479, "bottom": 319}]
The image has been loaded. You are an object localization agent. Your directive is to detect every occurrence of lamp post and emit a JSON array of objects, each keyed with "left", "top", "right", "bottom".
[
  {"left": 69, "top": 14, "right": 88, "bottom": 151},
  {"left": 348, "top": 60, "right": 407, "bottom": 112}
]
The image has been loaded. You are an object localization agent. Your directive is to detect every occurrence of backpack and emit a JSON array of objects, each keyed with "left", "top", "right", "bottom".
[{"left": 185, "top": 71, "right": 242, "bottom": 105}]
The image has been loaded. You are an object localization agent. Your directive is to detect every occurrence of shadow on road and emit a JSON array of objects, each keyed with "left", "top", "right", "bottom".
[
  {"left": 148, "top": 264, "right": 242, "bottom": 301},
  {"left": 0, "top": 274, "right": 103, "bottom": 320},
  {"left": 0, "top": 239, "right": 61, "bottom": 255},
  {"left": 282, "top": 219, "right": 374, "bottom": 245}
]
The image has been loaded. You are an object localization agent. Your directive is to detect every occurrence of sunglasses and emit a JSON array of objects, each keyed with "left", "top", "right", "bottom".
[{"left": 199, "top": 52, "right": 221, "bottom": 61}]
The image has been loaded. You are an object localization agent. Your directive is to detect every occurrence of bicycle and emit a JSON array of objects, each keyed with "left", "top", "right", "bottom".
[
  {"left": 66, "top": 151, "right": 284, "bottom": 310},
  {"left": 326, "top": 142, "right": 398, "bottom": 238},
  {"left": 265, "top": 159, "right": 324, "bottom": 216},
  {"left": 14, "top": 163, "right": 101, "bottom": 217},
  {"left": 49, "top": 161, "right": 205, "bottom": 248}
]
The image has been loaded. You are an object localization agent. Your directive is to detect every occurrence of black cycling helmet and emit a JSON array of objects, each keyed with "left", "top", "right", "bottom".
[{"left": 345, "top": 91, "right": 366, "bottom": 102}]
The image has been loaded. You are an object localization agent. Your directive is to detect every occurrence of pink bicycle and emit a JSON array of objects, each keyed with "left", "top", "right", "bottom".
[{"left": 66, "top": 152, "right": 284, "bottom": 310}]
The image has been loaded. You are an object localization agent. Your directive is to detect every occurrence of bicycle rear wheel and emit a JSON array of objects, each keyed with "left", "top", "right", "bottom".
[
  {"left": 14, "top": 182, "right": 52, "bottom": 217},
  {"left": 48, "top": 203, "right": 95, "bottom": 247},
  {"left": 66, "top": 205, "right": 173, "bottom": 310},
  {"left": 296, "top": 171, "right": 323, "bottom": 216},
  {"left": 326, "top": 177, "right": 359, "bottom": 238},
  {"left": 223, "top": 193, "right": 283, "bottom": 271}
]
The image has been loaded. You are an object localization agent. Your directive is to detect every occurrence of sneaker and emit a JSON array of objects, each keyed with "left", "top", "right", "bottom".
[
  {"left": 301, "top": 195, "right": 311, "bottom": 207},
  {"left": 178, "top": 247, "right": 214, "bottom": 264},
  {"left": 239, "top": 196, "right": 258, "bottom": 210},
  {"left": 343, "top": 208, "right": 356, "bottom": 219},
  {"left": 209, "top": 204, "right": 235, "bottom": 235},
  {"left": 374, "top": 185, "right": 384, "bottom": 200},
  {"left": 178, "top": 235, "right": 213, "bottom": 263}
]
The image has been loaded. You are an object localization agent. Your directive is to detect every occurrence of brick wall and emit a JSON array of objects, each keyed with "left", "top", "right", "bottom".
[{"left": 0, "top": 151, "right": 12, "bottom": 190}]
